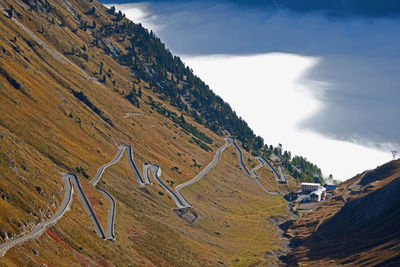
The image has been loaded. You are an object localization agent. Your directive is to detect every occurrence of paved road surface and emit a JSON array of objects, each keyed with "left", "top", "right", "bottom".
[
  {"left": 125, "top": 145, "right": 146, "bottom": 185},
  {"left": 277, "top": 165, "right": 288, "bottom": 183},
  {"left": 258, "top": 156, "right": 281, "bottom": 182},
  {"left": 231, "top": 138, "right": 281, "bottom": 196},
  {"left": 98, "top": 189, "right": 116, "bottom": 241},
  {"left": 69, "top": 173, "right": 106, "bottom": 239},
  {"left": 88, "top": 144, "right": 147, "bottom": 241},
  {"left": 0, "top": 174, "right": 74, "bottom": 257},
  {"left": 143, "top": 163, "right": 153, "bottom": 185},
  {"left": 146, "top": 163, "right": 186, "bottom": 208},
  {"left": 90, "top": 145, "right": 145, "bottom": 187},
  {"left": 251, "top": 158, "right": 281, "bottom": 196},
  {"left": 230, "top": 137, "right": 251, "bottom": 175},
  {"left": 0, "top": 139, "right": 284, "bottom": 256},
  {"left": 175, "top": 138, "right": 232, "bottom": 207},
  {"left": 275, "top": 155, "right": 289, "bottom": 183}
]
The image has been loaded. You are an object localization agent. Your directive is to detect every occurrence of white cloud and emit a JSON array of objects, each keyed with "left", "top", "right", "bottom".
[
  {"left": 183, "top": 53, "right": 392, "bottom": 180},
  {"left": 111, "top": 1, "right": 397, "bottom": 180}
]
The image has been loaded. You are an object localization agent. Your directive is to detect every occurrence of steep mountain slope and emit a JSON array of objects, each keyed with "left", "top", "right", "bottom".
[
  {"left": 0, "top": 0, "right": 298, "bottom": 265},
  {"left": 281, "top": 159, "right": 400, "bottom": 266}
]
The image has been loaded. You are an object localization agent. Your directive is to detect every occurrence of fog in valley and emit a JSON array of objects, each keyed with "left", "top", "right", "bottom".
[{"left": 105, "top": 0, "right": 400, "bottom": 180}]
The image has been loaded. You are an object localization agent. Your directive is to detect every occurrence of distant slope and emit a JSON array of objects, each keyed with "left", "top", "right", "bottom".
[{"left": 281, "top": 159, "right": 400, "bottom": 266}]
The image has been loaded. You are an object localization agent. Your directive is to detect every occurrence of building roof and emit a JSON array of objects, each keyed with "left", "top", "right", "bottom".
[
  {"left": 325, "top": 184, "right": 337, "bottom": 190},
  {"left": 310, "top": 186, "right": 326, "bottom": 196},
  {"left": 301, "top": 182, "right": 321, "bottom": 186}
]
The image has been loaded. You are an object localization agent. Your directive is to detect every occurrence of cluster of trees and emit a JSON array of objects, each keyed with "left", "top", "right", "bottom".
[
  {"left": 259, "top": 143, "right": 324, "bottom": 183},
  {"left": 85, "top": 5, "right": 325, "bottom": 181},
  {"left": 101, "top": 17, "right": 263, "bottom": 151},
  {"left": 125, "top": 84, "right": 142, "bottom": 108},
  {"left": 171, "top": 114, "right": 213, "bottom": 145},
  {"left": 0, "top": 67, "right": 22, "bottom": 91},
  {"left": 72, "top": 91, "right": 113, "bottom": 127},
  {"left": 145, "top": 96, "right": 213, "bottom": 150},
  {"left": 287, "top": 155, "right": 324, "bottom": 183}
]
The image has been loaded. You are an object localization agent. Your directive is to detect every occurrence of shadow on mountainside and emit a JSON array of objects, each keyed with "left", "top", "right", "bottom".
[{"left": 281, "top": 160, "right": 400, "bottom": 265}]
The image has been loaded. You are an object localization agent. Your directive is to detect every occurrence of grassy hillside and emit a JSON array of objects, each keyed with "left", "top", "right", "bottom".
[
  {"left": 0, "top": 0, "right": 297, "bottom": 265},
  {"left": 281, "top": 159, "right": 400, "bottom": 266}
]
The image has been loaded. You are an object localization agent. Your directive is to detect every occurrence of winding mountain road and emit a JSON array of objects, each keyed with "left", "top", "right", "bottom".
[
  {"left": 251, "top": 158, "right": 281, "bottom": 196},
  {"left": 175, "top": 138, "right": 232, "bottom": 207},
  {"left": 88, "top": 144, "right": 147, "bottom": 241},
  {"left": 0, "top": 138, "right": 284, "bottom": 256},
  {"left": 231, "top": 138, "right": 281, "bottom": 196},
  {"left": 258, "top": 156, "right": 281, "bottom": 182},
  {"left": 230, "top": 137, "right": 251, "bottom": 176},
  {"left": 90, "top": 145, "right": 145, "bottom": 187},
  {"left": 0, "top": 167, "right": 118, "bottom": 256},
  {"left": 174, "top": 137, "right": 282, "bottom": 207},
  {"left": 98, "top": 189, "right": 116, "bottom": 241},
  {"left": 69, "top": 173, "right": 106, "bottom": 239},
  {"left": 0, "top": 174, "right": 74, "bottom": 257},
  {"left": 145, "top": 163, "right": 186, "bottom": 208},
  {"left": 277, "top": 165, "right": 288, "bottom": 183}
]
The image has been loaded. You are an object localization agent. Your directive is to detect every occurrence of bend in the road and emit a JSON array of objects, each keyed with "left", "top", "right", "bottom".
[
  {"left": 258, "top": 156, "right": 281, "bottom": 182},
  {"left": 230, "top": 137, "right": 251, "bottom": 176},
  {"left": 69, "top": 173, "right": 106, "bottom": 239},
  {"left": 0, "top": 138, "right": 284, "bottom": 256},
  {"left": 87, "top": 144, "right": 147, "bottom": 242},
  {"left": 90, "top": 146, "right": 125, "bottom": 187},
  {"left": 148, "top": 164, "right": 186, "bottom": 209},
  {"left": 143, "top": 163, "right": 153, "bottom": 185},
  {"left": 0, "top": 173, "right": 74, "bottom": 257},
  {"left": 175, "top": 138, "right": 232, "bottom": 208},
  {"left": 250, "top": 159, "right": 281, "bottom": 196},
  {"left": 231, "top": 138, "right": 281, "bottom": 196},
  {"left": 126, "top": 145, "right": 146, "bottom": 185},
  {"left": 98, "top": 189, "right": 116, "bottom": 241}
]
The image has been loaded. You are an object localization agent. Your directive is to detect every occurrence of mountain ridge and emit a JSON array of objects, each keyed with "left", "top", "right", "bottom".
[
  {"left": 2, "top": 0, "right": 396, "bottom": 265},
  {"left": 0, "top": 0, "right": 296, "bottom": 264}
]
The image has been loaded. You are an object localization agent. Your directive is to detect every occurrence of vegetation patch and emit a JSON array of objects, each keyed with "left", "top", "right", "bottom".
[
  {"left": 0, "top": 67, "right": 28, "bottom": 96},
  {"left": 146, "top": 96, "right": 213, "bottom": 146},
  {"left": 72, "top": 90, "right": 114, "bottom": 127}
]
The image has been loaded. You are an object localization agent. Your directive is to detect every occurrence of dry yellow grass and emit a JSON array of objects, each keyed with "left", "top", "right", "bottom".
[{"left": 0, "top": 0, "right": 293, "bottom": 265}]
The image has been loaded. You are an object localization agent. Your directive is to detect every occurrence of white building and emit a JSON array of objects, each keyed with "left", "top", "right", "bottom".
[
  {"left": 310, "top": 187, "right": 327, "bottom": 202},
  {"left": 301, "top": 182, "right": 320, "bottom": 194}
]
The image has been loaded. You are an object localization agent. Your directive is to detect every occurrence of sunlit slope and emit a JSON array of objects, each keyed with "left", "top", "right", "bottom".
[
  {"left": 0, "top": 0, "right": 292, "bottom": 265},
  {"left": 180, "top": 144, "right": 288, "bottom": 265}
]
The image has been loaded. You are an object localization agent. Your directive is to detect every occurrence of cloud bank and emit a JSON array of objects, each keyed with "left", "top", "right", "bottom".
[{"left": 105, "top": 1, "right": 399, "bottom": 177}]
